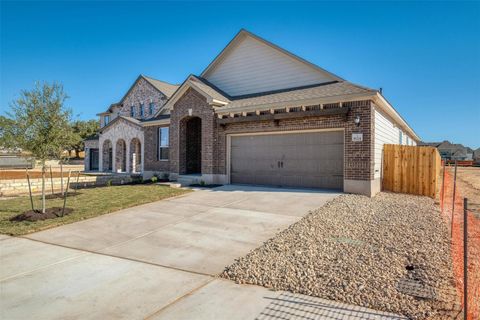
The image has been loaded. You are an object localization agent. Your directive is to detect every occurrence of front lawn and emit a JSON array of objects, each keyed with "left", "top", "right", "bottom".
[{"left": 0, "top": 184, "right": 190, "bottom": 236}]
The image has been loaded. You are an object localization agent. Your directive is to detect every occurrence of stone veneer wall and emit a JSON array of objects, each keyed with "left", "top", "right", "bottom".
[
  {"left": 84, "top": 139, "right": 99, "bottom": 171},
  {"left": 0, "top": 175, "right": 134, "bottom": 197},
  {"left": 98, "top": 118, "right": 144, "bottom": 173}
]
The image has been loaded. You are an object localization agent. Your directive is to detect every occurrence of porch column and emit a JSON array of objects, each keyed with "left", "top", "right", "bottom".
[
  {"left": 111, "top": 143, "right": 116, "bottom": 173},
  {"left": 125, "top": 143, "right": 131, "bottom": 173},
  {"left": 98, "top": 143, "right": 103, "bottom": 172},
  {"left": 141, "top": 138, "right": 144, "bottom": 173}
]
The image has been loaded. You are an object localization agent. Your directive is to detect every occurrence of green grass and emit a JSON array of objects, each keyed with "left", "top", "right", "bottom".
[{"left": 0, "top": 184, "right": 190, "bottom": 236}]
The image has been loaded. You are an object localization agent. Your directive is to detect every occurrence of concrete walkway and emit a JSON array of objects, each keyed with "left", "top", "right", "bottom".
[{"left": 1, "top": 185, "right": 405, "bottom": 319}]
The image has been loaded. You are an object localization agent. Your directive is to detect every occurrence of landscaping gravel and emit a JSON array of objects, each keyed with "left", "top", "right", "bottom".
[{"left": 222, "top": 192, "right": 459, "bottom": 319}]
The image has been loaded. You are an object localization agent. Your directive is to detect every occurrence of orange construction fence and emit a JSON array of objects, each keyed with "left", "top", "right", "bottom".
[{"left": 440, "top": 164, "right": 480, "bottom": 319}]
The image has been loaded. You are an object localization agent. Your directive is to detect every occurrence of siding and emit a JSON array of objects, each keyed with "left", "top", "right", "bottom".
[
  {"left": 204, "top": 36, "right": 335, "bottom": 96},
  {"left": 374, "top": 107, "right": 413, "bottom": 179}
]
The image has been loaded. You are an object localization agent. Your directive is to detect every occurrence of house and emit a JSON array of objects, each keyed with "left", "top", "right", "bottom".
[
  {"left": 433, "top": 140, "right": 473, "bottom": 161},
  {"left": 474, "top": 148, "right": 480, "bottom": 164},
  {"left": 84, "top": 29, "right": 419, "bottom": 196}
]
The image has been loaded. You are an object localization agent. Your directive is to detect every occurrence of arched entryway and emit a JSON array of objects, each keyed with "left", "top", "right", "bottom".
[
  {"left": 102, "top": 140, "right": 113, "bottom": 172},
  {"left": 129, "top": 138, "right": 142, "bottom": 173},
  {"left": 180, "top": 116, "right": 202, "bottom": 174},
  {"left": 115, "top": 139, "right": 127, "bottom": 172}
]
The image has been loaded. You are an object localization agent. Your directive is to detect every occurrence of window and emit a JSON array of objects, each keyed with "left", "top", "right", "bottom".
[
  {"left": 406, "top": 136, "right": 410, "bottom": 145},
  {"left": 157, "top": 127, "right": 169, "bottom": 160},
  {"left": 149, "top": 102, "right": 154, "bottom": 115},
  {"left": 399, "top": 130, "right": 403, "bottom": 145},
  {"left": 104, "top": 115, "right": 110, "bottom": 126},
  {"left": 139, "top": 104, "right": 144, "bottom": 118},
  {"left": 130, "top": 105, "right": 135, "bottom": 117}
]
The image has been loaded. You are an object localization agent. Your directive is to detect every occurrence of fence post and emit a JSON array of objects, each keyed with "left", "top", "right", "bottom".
[
  {"left": 451, "top": 160, "right": 458, "bottom": 238},
  {"left": 463, "top": 197, "right": 468, "bottom": 320},
  {"left": 441, "top": 160, "right": 446, "bottom": 213}
]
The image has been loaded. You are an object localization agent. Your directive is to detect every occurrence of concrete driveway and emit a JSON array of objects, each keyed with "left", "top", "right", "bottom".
[{"left": 1, "top": 185, "right": 404, "bottom": 319}]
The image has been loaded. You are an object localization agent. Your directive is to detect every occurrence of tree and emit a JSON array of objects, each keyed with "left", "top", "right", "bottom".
[
  {"left": 69, "top": 120, "right": 99, "bottom": 158},
  {"left": 2, "top": 82, "right": 74, "bottom": 213}
]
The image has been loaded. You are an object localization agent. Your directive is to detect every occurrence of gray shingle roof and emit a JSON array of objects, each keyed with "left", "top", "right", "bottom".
[
  {"left": 189, "top": 76, "right": 230, "bottom": 102},
  {"left": 143, "top": 75, "right": 179, "bottom": 98},
  {"left": 222, "top": 81, "right": 376, "bottom": 110}
]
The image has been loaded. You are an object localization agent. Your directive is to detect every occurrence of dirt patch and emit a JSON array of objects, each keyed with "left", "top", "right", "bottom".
[
  {"left": 222, "top": 192, "right": 458, "bottom": 319},
  {"left": 10, "top": 207, "right": 74, "bottom": 222},
  {"left": 455, "top": 167, "right": 480, "bottom": 216}
]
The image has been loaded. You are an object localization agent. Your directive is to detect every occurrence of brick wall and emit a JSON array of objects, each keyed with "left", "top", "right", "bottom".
[
  {"left": 216, "top": 100, "right": 374, "bottom": 181},
  {"left": 169, "top": 88, "right": 217, "bottom": 175},
  {"left": 143, "top": 125, "right": 170, "bottom": 172},
  {"left": 152, "top": 91, "right": 374, "bottom": 183}
]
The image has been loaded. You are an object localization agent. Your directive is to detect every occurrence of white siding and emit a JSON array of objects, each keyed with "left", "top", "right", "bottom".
[
  {"left": 204, "top": 36, "right": 335, "bottom": 96},
  {"left": 374, "top": 108, "right": 402, "bottom": 178}
]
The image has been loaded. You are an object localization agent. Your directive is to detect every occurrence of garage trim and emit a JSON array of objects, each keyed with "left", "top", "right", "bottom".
[{"left": 226, "top": 128, "right": 345, "bottom": 185}]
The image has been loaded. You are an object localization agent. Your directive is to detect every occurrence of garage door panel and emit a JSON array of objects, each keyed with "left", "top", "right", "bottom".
[{"left": 230, "top": 131, "right": 344, "bottom": 190}]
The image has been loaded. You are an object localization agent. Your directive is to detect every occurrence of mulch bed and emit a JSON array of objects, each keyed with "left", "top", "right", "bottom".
[{"left": 10, "top": 207, "right": 74, "bottom": 222}]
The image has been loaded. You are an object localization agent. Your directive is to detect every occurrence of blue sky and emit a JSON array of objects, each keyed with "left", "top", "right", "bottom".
[{"left": 1, "top": 1, "right": 479, "bottom": 148}]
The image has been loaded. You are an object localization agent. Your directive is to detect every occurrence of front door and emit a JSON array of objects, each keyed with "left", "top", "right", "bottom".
[
  {"left": 90, "top": 149, "right": 99, "bottom": 171},
  {"left": 185, "top": 117, "right": 202, "bottom": 174}
]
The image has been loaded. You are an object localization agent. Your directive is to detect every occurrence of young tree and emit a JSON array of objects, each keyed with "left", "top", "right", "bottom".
[
  {"left": 69, "top": 120, "right": 99, "bottom": 158},
  {"left": 2, "top": 82, "right": 74, "bottom": 213}
]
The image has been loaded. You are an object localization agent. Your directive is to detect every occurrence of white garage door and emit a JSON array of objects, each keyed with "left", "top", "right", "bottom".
[{"left": 230, "top": 130, "right": 344, "bottom": 190}]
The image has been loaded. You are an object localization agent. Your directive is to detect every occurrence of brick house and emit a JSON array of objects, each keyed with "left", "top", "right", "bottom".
[{"left": 85, "top": 29, "right": 419, "bottom": 196}]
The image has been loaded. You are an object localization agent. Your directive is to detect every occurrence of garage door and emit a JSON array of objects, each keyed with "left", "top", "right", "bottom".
[{"left": 230, "top": 130, "right": 344, "bottom": 189}]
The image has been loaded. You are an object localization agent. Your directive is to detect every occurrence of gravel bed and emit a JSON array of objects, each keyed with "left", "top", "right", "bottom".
[{"left": 222, "top": 192, "right": 459, "bottom": 319}]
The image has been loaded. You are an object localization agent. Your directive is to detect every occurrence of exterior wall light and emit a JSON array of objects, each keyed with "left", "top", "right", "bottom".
[{"left": 354, "top": 115, "right": 361, "bottom": 127}]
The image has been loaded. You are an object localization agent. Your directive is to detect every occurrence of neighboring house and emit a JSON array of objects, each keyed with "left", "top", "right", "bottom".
[
  {"left": 473, "top": 148, "right": 480, "bottom": 164},
  {"left": 434, "top": 140, "right": 473, "bottom": 161},
  {"left": 0, "top": 148, "right": 34, "bottom": 169},
  {"left": 84, "top": 29, "right": 419, "bottom": 196}
]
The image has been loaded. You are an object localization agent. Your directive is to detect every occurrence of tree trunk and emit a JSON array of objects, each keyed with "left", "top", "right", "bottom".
[
  {"left": 41, "top": 164, "right": 46, "bottom": 214},
  {"left": 75, "top": 149, "right": 80, "bottom": 158},
  {"left": 60, "top": 162, "right": 64, "bottom": 196}
]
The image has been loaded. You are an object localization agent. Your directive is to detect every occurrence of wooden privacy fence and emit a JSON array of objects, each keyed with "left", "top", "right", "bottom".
[{"left": 382, "top": 144, "right": 441, "bottom": 198}]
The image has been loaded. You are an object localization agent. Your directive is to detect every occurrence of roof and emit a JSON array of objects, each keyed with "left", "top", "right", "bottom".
[
  {"left": 140, "top": 114, "right": 171, "bottom": 123},
  {"left": 222, "top": 81, "right": 375, "bottom": 110},
  {"left": 84, "top": 133, "right": 99, "bottom": 141},
  {"left": 99, "top": 115, "right": 142, "bottom": 133},
  {"left": 142, "top": 75, "right": 179, "bottom": 98},
  {"left": 189, "top": 76, "right": 231, "bottom": 102}
]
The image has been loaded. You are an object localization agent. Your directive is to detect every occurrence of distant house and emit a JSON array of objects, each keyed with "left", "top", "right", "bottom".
[
  {"left": 0, "top": 148, "right": 34, "bottom": 169},
  {"left": 421, "top": 140, "right": 474, "bottom": 161},
  {"left": 473, "top": 148, "right": 480, "bottom": 164}
]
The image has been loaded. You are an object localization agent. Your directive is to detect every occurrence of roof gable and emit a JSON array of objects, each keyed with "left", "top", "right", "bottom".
[
  {"left": 117, "top": 75, "right": 178, "bottom": 105},
  {"left": 201, "top": 29, "right": 342, "bottom": 97}
]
